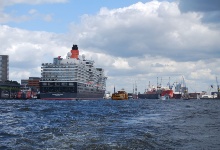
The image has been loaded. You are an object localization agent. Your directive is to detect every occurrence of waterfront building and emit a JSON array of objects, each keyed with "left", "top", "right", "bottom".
[
  {"left": 21, "top": 77, "right": 40, "bottom": 91},
  {"left": 0, "top": 80, "right": 20, "bottom": 99},
  {"left": 28, "top": 77, "right": 40, "bottom": 90}
]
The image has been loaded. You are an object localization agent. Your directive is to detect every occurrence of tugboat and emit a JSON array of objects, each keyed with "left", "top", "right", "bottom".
[
  {"left": 16, "top": 86, "right": 37, "bottom": 99},
  {"left": 112, "top": 89, "right": 128, "bottom": 100}
]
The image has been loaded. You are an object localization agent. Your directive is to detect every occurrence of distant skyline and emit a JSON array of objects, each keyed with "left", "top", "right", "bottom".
[{"left": 0, "top": 0, "right": 220, "bottom": 93}]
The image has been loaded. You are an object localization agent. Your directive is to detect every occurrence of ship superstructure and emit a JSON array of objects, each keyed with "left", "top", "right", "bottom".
[
  {"left": 39, "top": 44, "right": 107, "bottom": 100},
  {"left": 138, "top": 81, "right": 160, "bottom": 99}
]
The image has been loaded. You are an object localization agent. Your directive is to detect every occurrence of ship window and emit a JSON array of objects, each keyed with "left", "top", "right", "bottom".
[
  {"left": 48, "top": 83, "right": 54, "bottom": 86},
  {"left": 61, "top": 82, "right": 67, "bottom": 86},
  {"left": 69, "top": 83, "right": 74, "bottom": 86},
  {"left": 55, "top": 83, "right": 60, "bottom": 86}
]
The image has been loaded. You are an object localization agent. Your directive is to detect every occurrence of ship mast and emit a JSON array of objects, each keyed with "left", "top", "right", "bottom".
[
  {"left": 216, "top": 77, "right": 219, "bottom": 92},
  {"left": 133, "top": 83, "right": 134, "bottom": 94},
  {"left": 216, "top": 77, "right": 220, "bottom": 99},
  {"left": 168, "top": 77, "right": 173, "bottom": 90},
  {"left": 135, "top": 81, "right": 137, "bottom": 96},
  {"left": 157, "top": 77, "right": 158, "bottom": 89}
]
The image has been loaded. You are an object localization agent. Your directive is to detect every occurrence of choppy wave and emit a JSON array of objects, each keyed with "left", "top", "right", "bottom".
[{"left": 0, "top": 99, "right": 220, "bottom": 149}]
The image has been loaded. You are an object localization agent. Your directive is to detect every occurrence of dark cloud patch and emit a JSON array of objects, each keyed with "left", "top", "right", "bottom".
[
  {"left": 179, "top": 0, "right": 220, "bottom": 23},
  {"left": 202, "top": 11, "right": 220, "bottom": 23},
  {"left": 179, "top": 0, "right": 220, "bottom": 12}
]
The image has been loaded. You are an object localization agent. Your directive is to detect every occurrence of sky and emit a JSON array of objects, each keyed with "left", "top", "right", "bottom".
[{"left": 0, "top": 0, "right": 220, "bottom": 94}]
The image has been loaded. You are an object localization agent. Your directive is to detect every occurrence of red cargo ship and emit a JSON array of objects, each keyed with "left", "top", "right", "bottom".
[{"left": 160, "top": 88, "right": 173, "bottom": 99}]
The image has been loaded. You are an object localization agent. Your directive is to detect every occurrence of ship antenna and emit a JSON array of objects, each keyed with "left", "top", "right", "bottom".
[
  {"left": 135, "top": 81, "right": 137, "bottom": 96},
  {"left": 169, "top": 77, "right": 171, "bottom": 89},
  {"left": 157, "top": 77, "right": 158, "bottom": 89},
  {"left": 133, "top": 83, "right": 134, "bottom": 94}
]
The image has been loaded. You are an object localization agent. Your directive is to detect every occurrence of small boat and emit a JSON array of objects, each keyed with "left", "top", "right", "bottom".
[
  {"left": 182, "top": 90, "right": 190, "bottom": 100},
  {"left": 128, "top": 93, "right": 137, "bottom": 99},
  {"left": 16, "top": 86, "right": 37, "bottom": 99},
  {"left": 201, "top": 94, "right": 217, "bottom": 99},
  {"left": 112, "top": 90, "right": 128, "bottom": 100},
  {"left": 160, "top": 94, "right": 170, "bottom": 100}
]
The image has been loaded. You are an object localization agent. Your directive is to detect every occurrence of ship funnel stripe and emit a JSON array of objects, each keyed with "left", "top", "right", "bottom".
[{"left": 72, "top": 45, "right": 78, "bottom": 50}]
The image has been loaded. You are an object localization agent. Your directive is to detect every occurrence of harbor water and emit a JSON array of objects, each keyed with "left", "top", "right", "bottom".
[{"left": 0, "top": 99, "right": 220, "bottom": 149}]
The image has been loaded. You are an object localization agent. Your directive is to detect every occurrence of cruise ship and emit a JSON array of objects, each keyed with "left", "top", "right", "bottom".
[{"left": 39, "top": 44, "right": 107, "bottom": 100}]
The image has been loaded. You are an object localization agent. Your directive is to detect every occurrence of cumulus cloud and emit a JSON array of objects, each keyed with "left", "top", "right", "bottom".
[
  {"left": 68, "top": 1, "right": 220, "bottom": 92},
  {"left": 1, "top": 0, "right": 220, "bottom": 93},
  {"left": 113, "top": 58, "right": 131, "bottom": 70},
  {"left": 0, "top": 25, "right": 70, "bottom": 81},
  {"left": 70, "top": 1, "right": 220, "bottom": 62}
]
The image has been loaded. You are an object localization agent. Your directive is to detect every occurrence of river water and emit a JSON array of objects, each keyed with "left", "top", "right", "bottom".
[{"left": 0, "top": 99, "right": 220, "bottom": 149}]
